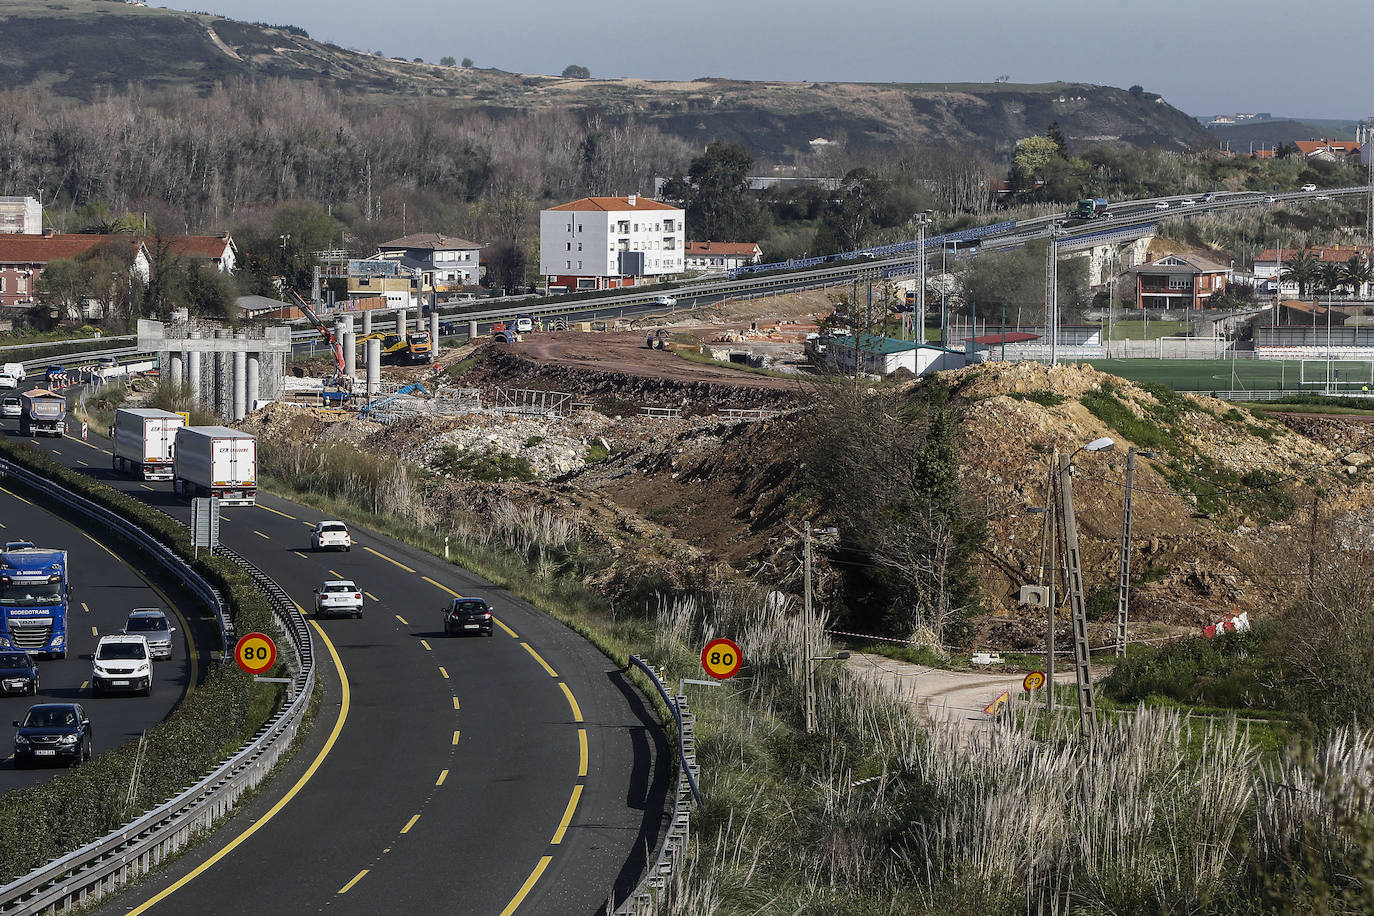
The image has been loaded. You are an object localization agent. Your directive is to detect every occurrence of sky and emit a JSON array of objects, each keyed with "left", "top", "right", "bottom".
[{"left": 177, "top": 0, "right": 1373, "bottom": 120}]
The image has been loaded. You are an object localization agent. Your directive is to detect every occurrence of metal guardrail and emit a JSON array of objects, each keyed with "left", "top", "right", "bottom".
[
  {"left": 616, "top": 655, "right": 699, "bottom": 916},
  {"left": 0, "top": 464, "right": 313, "bottom": 916}
]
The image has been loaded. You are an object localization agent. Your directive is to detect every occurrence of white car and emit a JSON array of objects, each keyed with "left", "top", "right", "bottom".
[
  {"left": 311, "top": 521, "right": 352, "bottom": 552},
  {"left": 1301, "top": 183, "right": 1317, "bottom": 192},
  {"left": 514, "top": 317, "right": 534, "bottom": 333},
  {"left": 1315, "top": 194, "right": 1332, "bottom": 201},
  {"left": 1265, "top": 195, "right": 1278, "bottom": 203},
  {"left": 654, "top": 295, "right": 678, "bottom": 307},
  {"left": 1153, "top": 201, "right": 1170, "bottom": 210},
  {"left": 0, "top": 374, "right": 16, "bottom": 390},
  {"left": 0, "top": 396, "right": 20, "bottom": 418},
  {"left": 1178, "top": 199, "right": 1196, "bottom": 207},
  {"left": 91, "top": 634, "right": 152, "bottom": 696},
  {"left": 315, "top": 580, "right": 364, "bottom": 619}
]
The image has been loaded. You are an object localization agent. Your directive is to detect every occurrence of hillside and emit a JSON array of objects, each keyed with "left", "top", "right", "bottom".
[
  {"left": 1206, "top": 118, "right": 1359, "bottom": 151},
  {"left": 0, "top": 1, "right": 1213, "bottom": 160}
]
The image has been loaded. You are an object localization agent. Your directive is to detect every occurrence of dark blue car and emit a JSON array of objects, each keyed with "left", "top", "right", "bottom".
[
  {"left": 13, "top": 703, "right": 92, "bottom": 768},
  {"left": 0, "top": 650, "right": 38, "bottom": 695}
]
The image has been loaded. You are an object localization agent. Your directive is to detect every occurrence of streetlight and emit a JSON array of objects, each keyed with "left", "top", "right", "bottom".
[
  {"left": 911, "top": 211, "right": 934, "bottom": 344},
  {"left": 1048, "top": 222, "right": 1063, "bottom": 365},
  {"left": 1115, "top": 447, "right": 1154, "bottom": 656}
]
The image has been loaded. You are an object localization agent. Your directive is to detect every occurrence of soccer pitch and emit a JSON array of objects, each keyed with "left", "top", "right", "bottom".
[{"left": 1082, "top": 359, "right": 1374, "bottom": 392}]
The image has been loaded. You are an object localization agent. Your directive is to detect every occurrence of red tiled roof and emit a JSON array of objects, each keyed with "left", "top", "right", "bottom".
[
  {"left": 685, "top": 241, "right": 761, "bottom": 256},
  {"left": 0, "top": 233, "right": 140, "bottom": 265},
  {"left": 1251, "top": 149, "right": 1277, "bottom": 159},
  {"left": 162, "top": 235, "right": 234, "bottom": 259},
  {"left": 1257, "top": 246, "right": 1374, "bottom": 264},
  {"left": 547, "top": 196, "right": 679, "bottom": 212},
  {"left": 1295, "top": 139, "right": 1362, "bottom": 156}
]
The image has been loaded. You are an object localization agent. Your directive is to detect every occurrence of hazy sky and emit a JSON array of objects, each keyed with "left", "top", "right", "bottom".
[{"left": 178, "top": 0, "right": 1372, "bottom": 120}]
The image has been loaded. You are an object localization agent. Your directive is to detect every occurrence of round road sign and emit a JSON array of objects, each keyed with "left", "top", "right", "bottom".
[
  {"left": 235, "top": 632, "right": 278, "bottom": 675},
  {"left": 1023, "top": 670, "right": 1046, "bottom": 692},
  {"left": 701, "top": 637, "right": 743, "bottom": 680}
]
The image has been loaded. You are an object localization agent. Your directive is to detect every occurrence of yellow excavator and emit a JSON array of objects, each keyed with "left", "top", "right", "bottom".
[{"left": 358, "top": 331, "right": 431, "bottom": 363}]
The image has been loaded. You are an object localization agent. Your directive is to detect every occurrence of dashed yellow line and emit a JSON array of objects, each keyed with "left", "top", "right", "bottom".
[
  {"left": 139, "top": 484, "right": 154, "bottom": 491},
  {"left": 498, "top": 856, "right": 553, "bottom": 916},
  {"left": 80, "top": 680, "right": 89, "bottom": 690},
  {"left": 51, "top": 449, "right": 61, "bottom": 455},
  {"left": 400, "top": 814, "right": 420, "bottom": 834},
  {"left": 439, "top": 666, "right": 449, "bottom": 679},
  {"left": 578, "top": 728, "right": 588, "bottom": 777},
  {"left": 329, "top": 569, "right": 344, "bottom": 579},
  {"left": 493, "top": 617, "right": 518, "bottom": 639},
  {"left": 436, "top": 769, "right": 448, "bottom": 786},
  {"left": 257, "top": 504, "right": 297, "bottom": 520},
  {"left": 452, "top": 697, "right": 460, "bottom": 710},
  {"left": 81, "top": 602, "right": 90, "bottom": 614},
  {"left": 521, "top": 642, "right": 558, "bottom": 678},
  {"left": 394, "top": 614, "right": 408, "bottom": 625},
  {"left": 77, "top": 459, "right": 89, "bottom": 466},
  {"left": 364, "top": 546, "right": 414, "bottom": 573},
  {"left": 420, "top": 639, "right": 432, "bottom": 651},
  {"left": 0, "top": 485, "right": 33, "bottom": 506},
  {"left": 365, "top": 591, "right": 379, "bottom": 602},
  {"left": 452, "top": 729, "right": 461, "bottom": 745},
  {"left": 422, "top": 575, "right": 459, "bottom": 597},
  {"left": 551, "top": 784, "right": 583, "bottom": 845},
  {"left": 337, "top": 869, "right": 368, "bottom": 894},
  {"left": 293, "top": 551, "right": 309, "bottom": 559},
  {"left": 254, "top": 530, "right": 271, "bottom": 540},
  {"left": 561, "top": 683, "right": 583, "bottom": 723},
  {"left": 90, "top": 625, "right": 98, "bottom": 637}
]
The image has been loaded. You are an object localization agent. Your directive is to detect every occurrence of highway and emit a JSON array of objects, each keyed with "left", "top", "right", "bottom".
[
  {"left": 0, "top": 431, "right": 200, "bottom": 792},
  {"left": 21, "top": 421, "right": 668, "bottom": 915}
]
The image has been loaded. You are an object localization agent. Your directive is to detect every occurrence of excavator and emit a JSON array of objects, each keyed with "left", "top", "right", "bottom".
[
  {"left": 286, "top": 289, "right": 354, "bottom": 405},
  {"left": 357, "top": 328, "right": 432, "bottom": 364}
]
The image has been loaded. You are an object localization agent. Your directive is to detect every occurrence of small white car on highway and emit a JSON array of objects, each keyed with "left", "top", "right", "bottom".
[
  {"left": 1316, "top": 194, "right": 1332, "bottom": 201},
  {"left": 655, "top": 295, "right": 678, "bottom": 307},
  {"left": 315, "top": 580, "right": 363, "bottom": 619},
  {"left": 1154, "top": 201, "right": 1170, "bottom": 210},
  {"left": 1301, "top": 183, "right": 1318, "bottom": 192},
  {"left": 0, "top": 396, "right": 20, "bottom": 418},
  {"left": 1177, "top": 199, "right": 1196, "bottom": 207},
  {"left": 311, "top": 520, "right": 352, "bottom": 552}
]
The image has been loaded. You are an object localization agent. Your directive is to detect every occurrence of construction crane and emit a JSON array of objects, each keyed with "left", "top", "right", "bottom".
[{"left": 286, "top": 288, "right": 353, "bottom": 402}]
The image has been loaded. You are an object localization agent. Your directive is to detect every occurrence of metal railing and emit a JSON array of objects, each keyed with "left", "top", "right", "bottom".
[
  {"left": 615, "top": 656, "right": 699, "bottom": 916},
  {"left": 0, "top": 465, "right": 313, "bottom": 915}
]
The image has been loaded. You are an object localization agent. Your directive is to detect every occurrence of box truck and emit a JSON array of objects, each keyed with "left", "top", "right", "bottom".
[
  {"left": 173, "top": 426, "right": 257, "bottom": 506},
  {"left": 113, "top": 408, "right": 185, "bottom": 480}
]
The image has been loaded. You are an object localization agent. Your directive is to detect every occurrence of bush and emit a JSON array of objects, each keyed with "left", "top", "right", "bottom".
[{"left": 1103, "top": 626, "right": 1284, "bottom": 710}]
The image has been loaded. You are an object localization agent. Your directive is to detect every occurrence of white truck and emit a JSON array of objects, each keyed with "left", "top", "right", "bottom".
[
  {"left": 173, "top": 426, "right": 257, "bottom": 506},
  {"left": 113, "top": 408, "right": 185, "bottom": 480}
]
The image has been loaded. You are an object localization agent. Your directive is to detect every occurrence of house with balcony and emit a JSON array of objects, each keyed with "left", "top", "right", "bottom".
[
  {"left": 1128, "top": 253, "right": 1230, "bottom": 309},
  {"left": 684, "top": 241, "right": 762, "bottom": 272},
  {"left": 539, "top": 195, "right": 684, "bottom": 292},
  {"left": 376, "top": 233, "right": 482, "bottom": 294}
]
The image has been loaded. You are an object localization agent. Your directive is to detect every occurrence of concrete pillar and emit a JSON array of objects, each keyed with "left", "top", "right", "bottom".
[
  {"left": 429, "top": 312, "right": 440, "bottom": 361},
  {"left": 366, "top": 338, "right": 381, "bottom": 400},
  {"left": 187, "top": 332, "right": 202, "bottom": 404},
  {"left": 169, "top": 352, "right": 184, "bottom": 388},
  {"left": 395, "top": 309, "right": 407, "bottom": 337},
  {"left": 233, "top": 345, "right": 247, "bottom": 421},
  {"left": 362, "top": 309, "right": 372, "bottom": 336},
  {"left": 469, "top": 320, "right": 478, "bottom": 340},
  {"left": 343, "top": 331, "right": 356, "bottom": 378},
  {"left": 247, "top": 354, "right": 260, "bottom": 410}
]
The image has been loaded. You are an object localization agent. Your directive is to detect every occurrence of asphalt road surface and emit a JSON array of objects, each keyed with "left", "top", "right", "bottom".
[{"left": 20, "top": 418, "right": 668, "bottom": 916}]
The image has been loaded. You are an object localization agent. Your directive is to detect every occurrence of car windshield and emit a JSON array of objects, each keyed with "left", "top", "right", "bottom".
[
  {"left": 323, "top": 584, "right": 355, "bottom": 593},
  {"left": 452, "top": 600, "right": 488, "bottom": 613},
  {"left": 23, "top": 708, "right": 77, "bottom": 728},
  {"left": 320, "top": 524, "right": 346, "bottom": 534},
  {"left": 0, "top": 652, "right": 30, "bottom": 667},
  {"left": 0, "top": 581, "right": 61, "bottom": 606},
  {"left": 126, "top": 617, "right": 168, "bottom": 632},
  {"left": 98, "top": 642, "right": 147, "bottom": 660}
]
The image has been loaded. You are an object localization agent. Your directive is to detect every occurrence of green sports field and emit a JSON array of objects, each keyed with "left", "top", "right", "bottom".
[{"left": 1082, "top": 359, "right": 1374, "bottom": 392}]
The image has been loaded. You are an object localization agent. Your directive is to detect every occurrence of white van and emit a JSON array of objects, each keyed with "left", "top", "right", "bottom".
[{"left": 0, "top": 363, "right": 23, "bottom": 389}]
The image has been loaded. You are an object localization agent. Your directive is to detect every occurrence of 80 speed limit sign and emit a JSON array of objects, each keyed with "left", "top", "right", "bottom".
[
  {"left": 701, "top": 637, "right": 743, "bottom": 680},
  {"left": 235, "top": 632, "right": 278, "bottom": 675}
]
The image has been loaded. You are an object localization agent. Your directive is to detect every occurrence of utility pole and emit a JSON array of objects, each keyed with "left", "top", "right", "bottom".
[
  {"left": 1115, "top": 447, "right": 1149, "bottom": 656},
  {"left": 803, "top": 526, "right": 816, "bottom": 734},
  {"left": 1046, "top": 224, "right": 1060, "bottom": 365},
  {"left": 1059, "top": 452, "right": 1097, "bottom": 739},
  {"left": 1045, "top": 448, "right": 1058, "bottom": 714}
]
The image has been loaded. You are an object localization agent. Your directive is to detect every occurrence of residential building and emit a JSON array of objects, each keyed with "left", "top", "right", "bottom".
[
  {"left": 1294, "top": 138, "right": 1362, "bottom": 163},
  {"left": 539, "top": 195, "right": 684, "bottom": 292},
  {"left": 161, "top": 234, "right": 238, "bottom": 272},
  {"left": 1128, "top": 253, "right": 1230, "bottom": 309},
  {"left": 344, "top": 259, "right": 418, "bottom": 309},
  {"left": 1253, "top": 246, "right": 1374, "bottom": 297},
  {"left": 0, "top": 232, "right": 150, "bottom": 309},
  {"left": 376, "top": 232, "right": 482, "bottom": 292},
  {"left": 0, "top": 197, "right": 42, "bottom": 235},
  {"left": 684, "top": 241, "right": 763, "bottom": 272}
]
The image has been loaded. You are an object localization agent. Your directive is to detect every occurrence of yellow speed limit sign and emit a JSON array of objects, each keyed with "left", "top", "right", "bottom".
[
  {"left": 1023, "top": 670, "right": 1046, "bottom": 692},
  {"left": 701, "top": 637, "right": 743, "bottom": 679},
  {"left": 235, "top": 632, "right": 278, "bottom": 675}
]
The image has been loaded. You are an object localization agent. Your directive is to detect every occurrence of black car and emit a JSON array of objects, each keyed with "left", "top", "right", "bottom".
[
  {"left": 443, "top": 598, "right": 494, "bottom": 637},
  {"left": 0, "top": 650, "right": 38, "bottom": 695},
  {"left": 13, "top": 703, "right": 92, "bottom": 768}
]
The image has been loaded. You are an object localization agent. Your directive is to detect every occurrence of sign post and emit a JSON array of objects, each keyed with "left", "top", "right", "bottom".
[
  {"left": 190, "top": 496, "right": 221, "bottom": 558},
  {"left": 235, "top": 632, "right": 278, "bottom": 675},
  {"left": 701, "top": 637, "right": 743, "bottom": 680}
]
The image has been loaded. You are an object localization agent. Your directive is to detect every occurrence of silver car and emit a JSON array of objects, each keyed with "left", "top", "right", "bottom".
[
  {"left": 0, "top": 396, "right": 20, "bottom": 419},
  {"left": 122, "top": 608, "right": 175, "bottom": 660}
]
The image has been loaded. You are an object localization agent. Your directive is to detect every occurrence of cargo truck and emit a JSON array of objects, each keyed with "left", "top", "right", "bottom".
[
  {"left": 1070, "top": 198, "right": 1110, "bottom": 220},
  {"left": 0, "top": 548, "right": 69, "bottom": 659},
  {"left": 173, "top": 426, "right": 257, "bottom": 505},
  {"left": 113, "top": 408, "right": 185, "bottom": 480},
  {"left": 19, "top": 389, "right": 66, "bottom": 437}
]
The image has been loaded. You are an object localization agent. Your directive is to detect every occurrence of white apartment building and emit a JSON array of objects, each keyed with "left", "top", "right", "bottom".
[
  {"left": 540, "top": 195, "right": 685, "bottom": 291},
  {"left": 0, "top": 197, "right": 42, "bottom": 234}
]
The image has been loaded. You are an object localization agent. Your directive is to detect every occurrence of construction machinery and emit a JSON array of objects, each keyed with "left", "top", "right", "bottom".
[
  {"left": 358, "top": 330, "right": 432, "bottom": 364},
  {"left": 287, "top": 289, "right": 353, "bottom": 402}
]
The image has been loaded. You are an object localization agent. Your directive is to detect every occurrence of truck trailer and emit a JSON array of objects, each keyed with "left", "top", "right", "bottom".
[
  {"left": 173, "top": 426, "right": 257, "bottom": 506},
  {"left": 19, "top": 389, "right": 66, "bottom": 437},
  {"left": 0, "top": 548, "right": 70, "bottom": 659},
  {"left": 113, "top": 408, "right": 186, "bottom": 480}
]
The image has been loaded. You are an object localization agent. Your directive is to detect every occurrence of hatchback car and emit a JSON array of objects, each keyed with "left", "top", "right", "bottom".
[
  {"left": 0, "top": 395, "right": 19, "bottom": 417},
  {"left": 443, "top": 597, "right": 494, "bottom": 637},
  {"left": 1301, "top": 183, "right": 1318, "bottom": 192},
  {"left": 122, "top": 608, "right": 175, "bottom": 660},
  {"left": 654, "top": 295, "right": 678, "bottom": 307},
  {"left": 0, "top": 650, "right": 38, "bottom": 695},
  {"left": 1153, "top": 201, "right": 1170, "bottom": 210},
  {"left": 311, "top": 521, "right": 352, "bottom": 552},
  {"left": 315, "top": 580, "right": 363, "bottom": 618},
  {"left": 91, "top": 634, "right": 152, "bottom": 696},
  {"left": 1177, "top": 199, "right": 1196, "bottom": 207},
  {"left": 13, "top": 703, "right": 91, "bottom": 767}
]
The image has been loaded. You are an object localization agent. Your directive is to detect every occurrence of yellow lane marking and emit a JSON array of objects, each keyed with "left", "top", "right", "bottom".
[
  {"left": 0, "top": 520, "right": 5, "bottom": 527},
  {"left": 81, "top": 602, "right": 90, "bottom": 614},
  {"left": 436, "top": 769, "right": 448, "bottom": 786},
  {"left": 578, "top": 728, "right": 588, "bottom": 777},
  {"left": 0, "top": 485, "right": 33, "bottom": 505},
  {"left": 220, "top": 514, "right": 230, "bottom": 521},
  {"left": 102, "top": 449, "right": 112, "bottom": 455},
  {"left": 51, "top": 449, "right": 61, "bottom": 455},
  {"left": 400, "top": 814, "right": 420, "bottom": 834},
  {"left": 561, "top": 683, "right": 583, "bottom": 723},
  {"left": 494, "top": 617, "right": 518, "bottom": 639},
  {"left": 365, "top": 592, "right": 380, "bottom": 602},
  {"left": 62, "top": 434, "right": 100, "bottom": 451},
  {"left": 91, "top": 626, "right": 98, "bottom": 637},
  {"left": 329, "top": 569, "right": 343, "bottom": 579},
  {"left": 452, "top": 729, "right": 460, "bottom": 745},
  {"left": 439, "top": 666, "right": 449, "bottom": 679},
  {"left": 254, "top": 530, "right": 271, "bottom": 540},
  {"left": 77, "top": 459, "right": 89, "bottom": 466},
  {"left": 257, "top": 504, "right": 296, "bottom": 520},
  {"left": 422, "top": 575, "right": 459, "bottom": 597},
  {"left": 338, "top": 870, "right": 369, "bottom": 894},
  {"left": 293, "top": 551, "right": 308, "bottom": 559},
  {"left": 140, "top": 484, "right": 154, "bottom": 491},
  {"left": 498, "top": 856, "right": 553, "bottom": 916},
  {"left": 521, "top": 643, "right": 557, "bottom": 678},
  {"left": 551, "top": 784, "right": 583, "bottom": 845},
  {"left": 452, "top": 697, "right": 460, "bottom": 710},
  {"left": 301, "top": 521, "right": 314, "bottom": 528},
  {"left": 81, "top": 680, "right": 89, "bottom": 690},
  {"left": 420, "top": 639, "right": 432, "bottom": 651},
  {"left": 364, "top": 546, "right": 414, "bottom": 573},
  {"left": 124, "top": 621, "right": 350, "bottom": 916},
  {"left": 394, "top": 614, "right": 408, "bottom": 625}
]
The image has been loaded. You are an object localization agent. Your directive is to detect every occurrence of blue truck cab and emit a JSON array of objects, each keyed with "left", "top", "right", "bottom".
[{"left": 0, "top": 549, "right": 69, "bottom": 659}]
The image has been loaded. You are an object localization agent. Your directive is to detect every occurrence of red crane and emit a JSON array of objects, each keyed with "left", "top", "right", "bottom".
[{"left": 286, "top": 289, "right": 346, "bottom": 381}]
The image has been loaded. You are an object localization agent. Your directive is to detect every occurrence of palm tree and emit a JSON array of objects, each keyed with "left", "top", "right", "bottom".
[
  {"left": 1318, "top": 261, "right": 1346, "bottom": 296},
  {"left": 1343, "top": 254, "right": 1374, "bottom": 299},
  {"left": 1280, "top": 250, "right": 1320, "bottom": 298}
]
